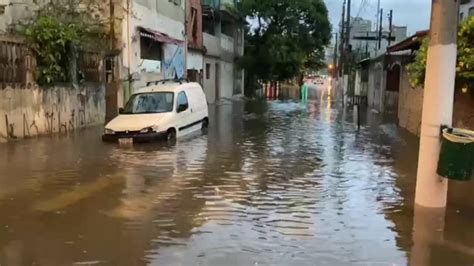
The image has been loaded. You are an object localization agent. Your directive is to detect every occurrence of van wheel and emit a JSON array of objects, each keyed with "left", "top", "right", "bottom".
[{"left": 166, "top": 129, "right": 176, "bottom": 143}]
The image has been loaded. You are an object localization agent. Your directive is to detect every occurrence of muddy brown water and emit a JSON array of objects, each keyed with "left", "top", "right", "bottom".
[{"left": 0, "top": 100, "right": 473, "bottom": 266}]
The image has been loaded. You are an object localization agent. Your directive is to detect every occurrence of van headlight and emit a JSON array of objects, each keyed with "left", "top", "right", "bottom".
[
  {"left": 139, "top": 126, "right": 158, "bottom": 134},
  {"left": 104, "top": 128, "right": 115, "bottom": 135}
]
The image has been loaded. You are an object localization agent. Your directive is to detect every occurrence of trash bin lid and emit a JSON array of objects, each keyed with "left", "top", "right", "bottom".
[{"left": 443, "top": 128, "right": 474, "bottom": 144}]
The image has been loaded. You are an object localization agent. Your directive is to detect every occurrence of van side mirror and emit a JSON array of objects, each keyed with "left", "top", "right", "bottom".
[
  {"left": 177, "top": 104, "right": 188, "bottom": 113},
  {"left": 118, "top": 107, "right": 124, "bottom": 114}
]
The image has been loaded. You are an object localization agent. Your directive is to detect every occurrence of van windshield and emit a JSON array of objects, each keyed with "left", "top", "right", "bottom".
[{"left": 123, "top": 92, "right": 174, "bottom": 114}]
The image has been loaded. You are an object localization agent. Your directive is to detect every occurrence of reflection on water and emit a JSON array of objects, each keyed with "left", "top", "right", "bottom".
[{"left": 0, "top": 100, "right": 473, "bottom": 265}]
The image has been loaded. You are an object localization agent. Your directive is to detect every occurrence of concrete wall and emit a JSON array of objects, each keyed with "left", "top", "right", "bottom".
[
  {"left": 187, "top": 51, "right": 203, "bottom": 70},
  {"left": 203, "top": 33, "right": 220, "bottom": 57},
  {"left": 0, "top": 84, "right": 105, "bottom": 143},
  {"left": 367, "top": 61, "right": 385, "bottom": 112},
  {"left": 398, "top": 69, "right": 423, "bottom": 135},
  {"left": 219, "top": 61, "right": 234, "bottom": 99},
  {"left": 157, "top": 0, "right": 185, "bottom": 22},
  {"left": 220, "top": 35, "right": 234, "bottom": 53},
  {"left": 398, "top": 73, "right": 474, "bottom": 136},
  {"left": 453, "top": 89, "right": 474, "bottom": 130},
  {"left": 203, "top": 56, "right": 218, "bottom": 103}
]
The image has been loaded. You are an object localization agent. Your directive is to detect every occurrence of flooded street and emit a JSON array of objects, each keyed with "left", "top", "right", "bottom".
[{"left": 0, "top": 100, "right": 473, "bottom": 265}]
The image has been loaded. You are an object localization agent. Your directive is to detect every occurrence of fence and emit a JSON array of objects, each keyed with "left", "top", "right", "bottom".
[
  {"left": 0, "top": 36, "right": 105, "bottom": 87},
  {"left": 79, "top": 51, "right": 104, "bottom": 83},
  {"left": 0, "top": 36, "right": 30, "bottom": 86}
]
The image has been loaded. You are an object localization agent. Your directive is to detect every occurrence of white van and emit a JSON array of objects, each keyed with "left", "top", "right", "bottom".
[{"left": 102, "top": 81, "right": 209, "bottom": 143}]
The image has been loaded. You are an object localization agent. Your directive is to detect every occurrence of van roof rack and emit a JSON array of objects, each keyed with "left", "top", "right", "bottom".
[{"left": 146, "top": 78, "right": 189, "bottom": 86}]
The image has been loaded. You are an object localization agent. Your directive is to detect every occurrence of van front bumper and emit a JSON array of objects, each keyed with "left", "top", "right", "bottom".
[{"left": 102, "top": 131, "right": 167, "bottom": 143}]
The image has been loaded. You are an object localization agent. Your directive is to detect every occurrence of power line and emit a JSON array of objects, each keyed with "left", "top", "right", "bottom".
[
  {"left": 350, "top": 0, "right": 370, "bottom": 28},
  {"left": 354, "top": 0, "right": 368, "bottom": 19}
]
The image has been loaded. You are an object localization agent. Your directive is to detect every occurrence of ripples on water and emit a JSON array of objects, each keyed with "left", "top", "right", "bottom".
[{"left": 0, "top": 100, "right": 473, "bottom": 265}]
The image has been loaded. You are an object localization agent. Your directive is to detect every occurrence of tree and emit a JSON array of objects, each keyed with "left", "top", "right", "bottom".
[
  {"left": 15, "top": 0, "right": 109, "bottom": 85},
  {"left": 407, "top": 16, "right": 474, "bottom": 88},
  {"left": 238, "top": 0, "right": 331, "bottom": 92}
]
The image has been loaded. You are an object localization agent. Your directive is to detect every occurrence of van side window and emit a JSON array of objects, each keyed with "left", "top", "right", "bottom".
[{"left": 177, "top": 91, "right": 189, "bottom": 112}]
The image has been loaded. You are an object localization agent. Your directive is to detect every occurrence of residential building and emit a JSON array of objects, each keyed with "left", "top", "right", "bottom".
[
  {"left": 202, "top": 0, "right": 244, "bottom": 103},
  {"left": 460, "top": 0, "right": 474, "bottom": 21},
  {"left": 121, "top": 0, "right": 186, "bottom": 93},
  {"left": 187, "top": 0, "right": 205, "bottom": 85}
]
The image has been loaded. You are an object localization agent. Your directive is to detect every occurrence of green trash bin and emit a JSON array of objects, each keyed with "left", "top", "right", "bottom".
[{"left": 437, "top": 128, "right": 474, "bottom": 181}]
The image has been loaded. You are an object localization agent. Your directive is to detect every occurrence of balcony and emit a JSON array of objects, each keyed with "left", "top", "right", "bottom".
[
  {"left": 203, "top": 33, "right": 220, "bottom": 56},
  {"left": 220, "top": 34, "right": 234, "bottom": 53}
]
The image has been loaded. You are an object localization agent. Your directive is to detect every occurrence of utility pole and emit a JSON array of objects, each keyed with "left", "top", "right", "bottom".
[
  {"left": 415, "top": 0, "right": 459, "bottom": 208},
  {"left": 388, "top": 10, "right": 393, "bottom": 47},
  {"left": 343, "top": 0, "right": 351, "bottom": 105},
  {"left": 333, "top": 33, "right": 338, "bottom": 78},
  {"left": 375, "top": 0, "right": 381, "bottom": 31},
  {"left": 365, "top": 32, "right": 369, "bottom": 57},
  {"left": 345, "top": 0, "right": 351, "bottom": 56},
  {"left": 378, "top": 8, "right": 383, "bottom": 49},
  {"left": 339, "top": 0, "right": 346, "bottom": 78}
]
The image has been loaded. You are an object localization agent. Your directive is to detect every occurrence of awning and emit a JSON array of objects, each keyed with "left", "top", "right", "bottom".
[{"left": 138, "top": 26, "right": 184, "bottom": 45}]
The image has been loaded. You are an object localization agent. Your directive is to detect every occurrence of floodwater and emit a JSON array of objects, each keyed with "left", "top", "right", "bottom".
[{"left": 0, "top": 99, "right": 473, "bottom": 266}]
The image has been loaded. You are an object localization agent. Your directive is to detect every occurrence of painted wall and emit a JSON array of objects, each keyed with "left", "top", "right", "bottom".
[
  {"left": 0, "top": 0, "right": 35, "bottom": 32},
  {"left": 398, "top": 73, "right": 474, "bottom": 136},
  {"left": 219, "top": 61, "right": 234, "bottom": 99},
  {"left": 453, "top": 89, "right": 474, "bottom": 130},
  {"left": 203, "top": 57, "right": 218, "bottom": 103},
  {"left": 203, "top": 33, "right": 220, "bottom": 57},
  {"left": 398, "top": 71, "right": 424, "bottom": 136},
  {"left": 122, "top": 0, "right": 185, "bottom": 92},
  {"left": 0, "top": 84, "right": 105, "bottom": 143},
  {"left": 367, "top": 61, "right": 385, "bottom": 112},
  {"left": 187, "top": 51, "right": 203, "bottom": 70}
]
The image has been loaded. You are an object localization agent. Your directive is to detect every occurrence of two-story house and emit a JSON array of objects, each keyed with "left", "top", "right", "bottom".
[
  {"left": 121, "top": 0, "right": 186, "bottom": 94},
  {"left": 201, "top": 0, "right": 244, "bottom": 103},
  {"left": 186, "top": 0, "right": 205, "bottom": 85}
]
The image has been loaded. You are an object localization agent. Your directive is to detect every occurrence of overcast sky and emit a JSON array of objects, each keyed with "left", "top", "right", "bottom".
[{"left": 324, "top": 0, "right": 432, "bottom": 35}]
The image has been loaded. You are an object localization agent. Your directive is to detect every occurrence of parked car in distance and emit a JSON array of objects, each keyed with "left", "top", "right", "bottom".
[{"left": 102, "top": 80, "right": 209, "bottom": 144}]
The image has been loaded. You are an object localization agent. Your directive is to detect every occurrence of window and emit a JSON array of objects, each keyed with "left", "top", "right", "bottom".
[
  {"left": 206, "top": 64, "right": 211, "bottom": 79},
  {"left": 191, "top": 7, "right": 198, "bottom": 42},
  {"left": 123, "top": 92, "right": 174, "bottom": 114},
  {"left": 139, "top": 35, "right": 162, "bottom": 73},
  {"left": 221, "top": 21, "right": 234, "bottom": 37},
  {"left": 460, "top": 12, "right": 465, "bottom": 21},
  {"left": 469, "top": 7, "right": 474, "bottom": 17},
  {"left": 203, "top": 19, "right": 215, "bottom": 35},
  {"left": 176, "top": 91, "right": 189, "bottom": 112}
]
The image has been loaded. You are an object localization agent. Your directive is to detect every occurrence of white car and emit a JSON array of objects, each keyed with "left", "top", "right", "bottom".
[{"left": 102, "top": 81, "right": 209, "bottom": 143}]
